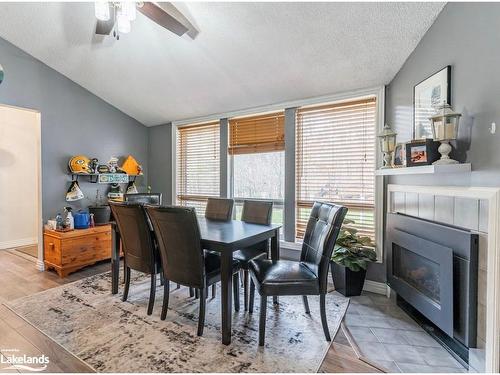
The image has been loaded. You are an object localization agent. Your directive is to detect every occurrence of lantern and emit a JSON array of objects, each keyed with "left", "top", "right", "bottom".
[
  {"left": 429, "top": 103, "right": 461, "bottom": 165},
  {"left": 377, "top": 123, "right": 397, "bottom": 169}
]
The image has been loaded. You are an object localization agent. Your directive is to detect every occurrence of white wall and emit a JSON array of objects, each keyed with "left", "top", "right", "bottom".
[{"left": 0, "top": 105, "right": 40, "bottom": 249}]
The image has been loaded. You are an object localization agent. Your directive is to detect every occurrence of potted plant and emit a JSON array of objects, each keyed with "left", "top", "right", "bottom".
[{"left": 331, "top": 219, "right": 377, "bottom": 296}]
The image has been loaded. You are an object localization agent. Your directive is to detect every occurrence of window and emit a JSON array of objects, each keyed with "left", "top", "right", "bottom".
[
  {"left": 296, "top": 97, "right": 376, "bottom": 239},
  {"left": 229, "top": 112, "right": 285, "bottom": 224},
  {"left": 176, "top": 121, "right": 220, "bottom": 215}
]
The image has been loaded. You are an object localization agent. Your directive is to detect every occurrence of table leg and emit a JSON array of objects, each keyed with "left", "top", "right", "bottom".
[
  {"left": 220, "top": 250, "right": 233, "bottom": 345},
  {"left": 111, "top": 227, "right": 120, "bottom": 295},
  {"left": 271, "top": 228, "right": 280, "bottom": 305}
]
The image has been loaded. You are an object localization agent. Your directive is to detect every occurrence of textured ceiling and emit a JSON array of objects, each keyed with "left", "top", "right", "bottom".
[{"left": 0, "top": 2, "right": 444, "bottom": 126}]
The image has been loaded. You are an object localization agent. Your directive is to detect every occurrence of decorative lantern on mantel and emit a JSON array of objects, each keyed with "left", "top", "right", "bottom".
[
  {"left": 429, "top": 102, "right": 461, "bottom": 165},
  {"left": 377, "top": 123, "right": 397, "bottom": 169}
]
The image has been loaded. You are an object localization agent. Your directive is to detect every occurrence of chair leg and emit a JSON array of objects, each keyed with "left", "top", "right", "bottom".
[
  {"left": 161, "top": 279, "right": 170, "bottom": 320},
  {"left": 212, "top": 284, "right": 216, "bottom": 298},
  {"left": 233, "top": 273, "right": 240, "bottom": 312},
  {"left": 240, "top": 269, "right": 244, "bottom": 286},
  {"left": 320, "top": 294, "right": 331, "bottom": 341},
  {"left": 195, "top": 289, "right": 199, "bottom": 299},
  {"left": 159, "top": 270, "right": 165, "bottom": 286},
  {"left": 249, "top": 279, "right": 255, "bottom": 313},
  {"left": 330, "top": 261, "right": 335, "bottom": 287},
  {"left": 302, "top": 296, "right": 310, "bottom": 314},
  {"left": 147, "top": 271, "right": 156, "bottom": 315},
  {"left": 259, "top": 295, "right": 267, "bottom": 346},
  {"left": 176, "top": 283, "right": 181, "bottom": 289},
  {"left": 197, "top": 288, "right": 206, "bottom": 336},
  {"left": 189, "top": 287, "right": 194, "bottom": 297},
  {"left": 122, "top": 259, "right": 126, "bottom": 284},
  {"left": 122, "top": 266, "right": 130, "bottom": 302},
  {"left": 244, "top": 270, "right": 249, "bottom": 311}
]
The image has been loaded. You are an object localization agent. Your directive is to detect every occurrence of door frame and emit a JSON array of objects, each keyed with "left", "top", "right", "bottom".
[{"left": 0, "top": 104, "right": 43, "bottom": 270}]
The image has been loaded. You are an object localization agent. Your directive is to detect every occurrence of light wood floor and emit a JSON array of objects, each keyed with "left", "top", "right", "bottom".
[{"left": 0, "top": 250, "right": 380, "bottom": 373}]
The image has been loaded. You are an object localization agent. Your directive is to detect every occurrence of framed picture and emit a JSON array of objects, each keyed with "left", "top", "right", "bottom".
[
  {"left": 413, "top": 66, "right": 451, "bottom": 139},
  {"left": 405, "top": 139, "right": 440, "bottom": 167},
  {"left": 393, "top": 143, "right": 406, "bottom": 167}
]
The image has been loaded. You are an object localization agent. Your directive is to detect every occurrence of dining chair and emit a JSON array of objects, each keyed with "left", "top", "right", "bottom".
[
  {"left": 233, "top": 200, "right": 273, "bottom": 311},
  {"left": 248, "top": 201, "right": 347, "bottom": 346},
  {"left": 194, "top": 197, "right": 235, "bottom": 299},
  {"left": 145, "top": 205, "right": 241, "bottom": 336},
  {"left": 109, "top": 202, "right": 161, "bottom": 315},
  {"left": 205, "top": 197, "right": 234, "bottom": 221}
]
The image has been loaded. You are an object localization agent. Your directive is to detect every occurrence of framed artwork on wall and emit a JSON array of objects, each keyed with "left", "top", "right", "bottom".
[{"left": 413, "top": 66, "right": 451, "bottom": 139}]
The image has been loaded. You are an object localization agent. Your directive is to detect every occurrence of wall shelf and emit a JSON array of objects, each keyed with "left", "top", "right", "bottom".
[
  {"left": 71, "top": 173, "right": 142, "bottom": 184},
  {"left": 375, "top": 163, "right": 471, "bottom": 176}
]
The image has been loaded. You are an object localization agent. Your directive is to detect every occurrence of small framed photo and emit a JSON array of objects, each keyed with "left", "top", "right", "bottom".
[
  {"left": 405, "top": 139, "right": 440, "bottom": 167},
  {"left": 413, "top": 66, "right": 451, "bottom": 139},
  {"left": 393, "top": 143, "right": 406, "bottom": 167}
]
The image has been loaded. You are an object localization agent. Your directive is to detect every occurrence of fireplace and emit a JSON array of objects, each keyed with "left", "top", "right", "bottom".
[{"left": 386, "top": 213, "right": 478, "bottom": 363}]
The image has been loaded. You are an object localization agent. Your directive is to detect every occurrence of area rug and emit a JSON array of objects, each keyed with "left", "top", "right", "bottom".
[{"left": 8, "top": 271, "right": 349, "bottom": 373}]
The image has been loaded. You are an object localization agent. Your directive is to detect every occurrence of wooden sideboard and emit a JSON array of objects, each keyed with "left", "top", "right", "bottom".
[{"left": 43, "top": 225, "right": 112, "bottom": 278}]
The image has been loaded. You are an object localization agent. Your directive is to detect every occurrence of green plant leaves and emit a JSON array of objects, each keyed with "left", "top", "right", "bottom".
[{"left": 332, "top": 218, "right": 377, "bottom": 272}]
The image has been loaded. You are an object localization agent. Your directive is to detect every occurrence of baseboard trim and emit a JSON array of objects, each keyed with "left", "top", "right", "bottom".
[
  {"left": 0, "top": 237, "right": 37, "bottom": 250},
  {"left": 363, "top": 280, "right": 389, "bottom": 296}
]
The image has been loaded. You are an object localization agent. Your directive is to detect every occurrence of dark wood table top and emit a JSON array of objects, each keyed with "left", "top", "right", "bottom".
[{"left": 198, "top": 218, "right": 281, "bottom": 251}]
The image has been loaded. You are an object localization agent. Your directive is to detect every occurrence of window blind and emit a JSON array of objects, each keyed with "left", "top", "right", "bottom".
[
  {"left": 229, "top": 112, "right": 285, "bottom": 155},
  {"left": 296, "top": 97, "right": 377, "bottom": 239},
  {"left": 176, "top": 121, "right": 220, "bottom": 215}
]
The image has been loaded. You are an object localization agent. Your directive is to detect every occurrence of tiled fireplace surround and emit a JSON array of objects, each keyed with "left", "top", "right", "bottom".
[{"left": 381, "top": 184, "right": 500, "bottom": 373}]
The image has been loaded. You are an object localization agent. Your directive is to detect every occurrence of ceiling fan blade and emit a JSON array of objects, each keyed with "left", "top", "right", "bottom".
[
  {"left": 138, "top": 2, "right": 190, "bottom": 37},
  {"left": 95, "top": 4, "right": 115, "bottom": 35}
]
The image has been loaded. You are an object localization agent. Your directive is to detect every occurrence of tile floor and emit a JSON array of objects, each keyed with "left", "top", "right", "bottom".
[{"left": 344, "top": 291, "right": 467, "bottom": 373}]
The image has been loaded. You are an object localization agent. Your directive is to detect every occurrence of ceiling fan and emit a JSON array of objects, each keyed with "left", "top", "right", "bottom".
[{"left": 95, "top": 2, "right": 198, "bottom": 40}]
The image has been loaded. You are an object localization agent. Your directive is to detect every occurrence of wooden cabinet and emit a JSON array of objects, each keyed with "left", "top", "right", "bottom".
[{"left": 43, "top": 225, "right": 112, "bottom": 278}]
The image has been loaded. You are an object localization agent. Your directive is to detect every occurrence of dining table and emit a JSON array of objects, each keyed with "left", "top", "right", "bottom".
[{"left": 110, "top": 217, "right": 282, "bottom": 345}]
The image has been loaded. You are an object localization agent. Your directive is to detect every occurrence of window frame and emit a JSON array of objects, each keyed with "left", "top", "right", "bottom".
[{"left": 172, "top": 86, "right": 384, "bottom": 260}]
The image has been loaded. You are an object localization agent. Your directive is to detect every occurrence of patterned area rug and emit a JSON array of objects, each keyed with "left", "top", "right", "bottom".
[{"left": 8, "top": 272, "right": 349, "bottom": 373}]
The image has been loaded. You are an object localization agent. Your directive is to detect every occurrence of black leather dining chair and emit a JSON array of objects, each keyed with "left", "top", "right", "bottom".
[
  {"left": 145, "top": 205, "right": 241, "bottom": 336},
  {"left": 109, "top": 202, "right": 161, "bottom": 315},
  {"left": 197, "top": 197, "right": 235, "bottom": 299},
  {"left": 205, "top": 197, "right": 234, "bottom": 221},
  {"left": 248, "top": 202, "right": 347, "bottom": 346},
  {"left": 233, "top": 200, "right": 273, "bottom": 311}
]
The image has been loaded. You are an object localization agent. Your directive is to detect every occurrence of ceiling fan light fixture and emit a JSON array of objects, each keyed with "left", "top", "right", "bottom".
[
  {"left": 94, "top": 1, "right": 110, "bottom": 21},
  {"left": 120, "top": 2, "right": 137, "bottom": 21},
  {"left": 116, "top": 13, "right": 131, "bottom": 34}
]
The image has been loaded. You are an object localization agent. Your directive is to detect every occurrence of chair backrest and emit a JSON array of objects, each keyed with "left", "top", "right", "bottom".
[
  {"left": 300, "top": 202, "right": 348, "bottom": 294},
  {"left": 241, "top": 200, "right": 273, "bottom": 225},
  {"left": 125, "top": 193, "right": 162, "bottom": 206},
  {"left": 145, "top": 206, "right": 205, "bottom": 288},
  {"left": 109, "top": 202, "right": 156, "bottom": 274},
  {"left": 205, "top": 198, "right": 234, "bottom": 221}
]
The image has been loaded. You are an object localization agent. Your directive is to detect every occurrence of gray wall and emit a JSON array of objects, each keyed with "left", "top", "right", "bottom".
[
  {"left": 0, "top": 38, "right": 149, "bottom": 220},
  {"left": 368, "top": 2, "right": 500, "bottom": 283},
  {"left": 148, "top": 123, "right": 173, "bottom": 204}
]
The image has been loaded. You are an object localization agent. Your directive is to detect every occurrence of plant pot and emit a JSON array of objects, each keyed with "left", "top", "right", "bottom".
[{"left": 331, "top": 261, "right": 367, "bottom": 297}]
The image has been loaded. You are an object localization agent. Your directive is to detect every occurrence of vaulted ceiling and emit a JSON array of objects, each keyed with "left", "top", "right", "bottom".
[{"left": 0, "top": 2, "right": 444, "bottom": 126}]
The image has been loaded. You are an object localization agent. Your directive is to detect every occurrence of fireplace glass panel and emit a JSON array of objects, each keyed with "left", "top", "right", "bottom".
[{"left": 393, "top": 244, "right": 440, "bottom": 303}]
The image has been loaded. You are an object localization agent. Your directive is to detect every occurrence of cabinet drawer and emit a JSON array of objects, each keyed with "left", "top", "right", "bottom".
[{"left": 60, "top": 232, "right": 111, "bottom": 266}]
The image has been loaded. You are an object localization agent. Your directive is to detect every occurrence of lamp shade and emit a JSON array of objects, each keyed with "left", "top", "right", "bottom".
[
  {"left": 377, "top": 123, "right": 397, "bottom": 153},
  {"left": 429, "top": 103, "right": 461, "bottom": 142}
]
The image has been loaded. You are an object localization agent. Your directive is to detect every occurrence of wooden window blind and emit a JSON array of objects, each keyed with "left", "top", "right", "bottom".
[
  {"left": 229, "top": 112, "right": 285, "bottom": 155},
  {"left": 176, "top": 121, "right": 220, "bottom": 215},
  {"left": 296, "top": 97, "right": 377, "bottom": 239}
]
